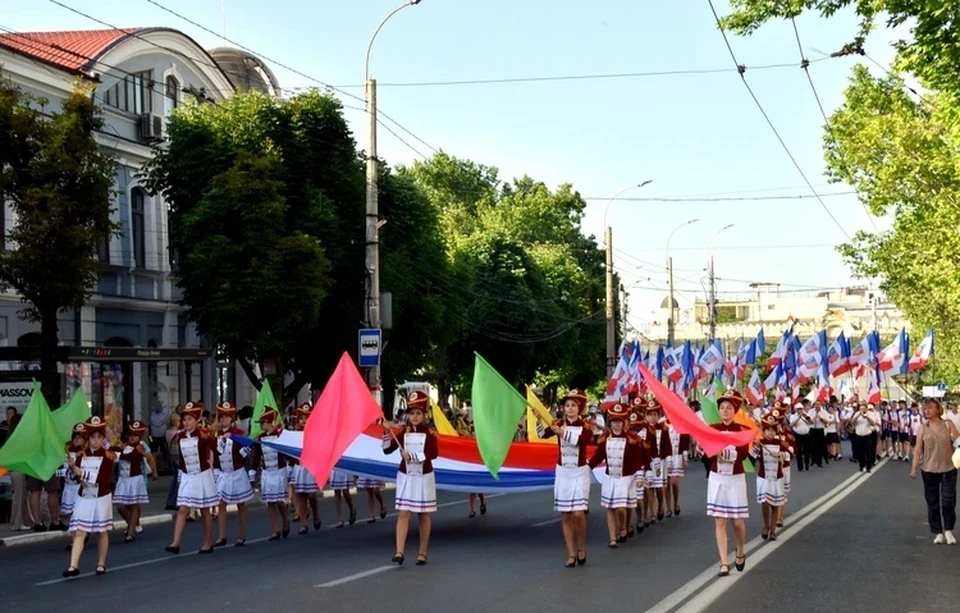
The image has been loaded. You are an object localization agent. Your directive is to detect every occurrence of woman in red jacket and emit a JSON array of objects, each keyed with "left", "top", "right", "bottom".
[
  {"left": 707, "top": 389, "right": 752, "bottom": 577},
  {"left": 589, "top": 402, "right": 640, "bottom": 548}
]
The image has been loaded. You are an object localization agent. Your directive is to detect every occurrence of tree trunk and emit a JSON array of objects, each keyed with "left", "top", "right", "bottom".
[
  {"left": 237, "top": 358, "right": 262, "bottom": 391},
  {"left": 39, "top": 307, "right": 61, "bottom": 408}
]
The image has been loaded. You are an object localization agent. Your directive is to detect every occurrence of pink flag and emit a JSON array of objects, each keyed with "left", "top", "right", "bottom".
[
  {"left": 301, "top": 352, "right": 384, "bottom": 484},
  {"left": 638, "top": 364, "right": 755, "bottom": 457}
]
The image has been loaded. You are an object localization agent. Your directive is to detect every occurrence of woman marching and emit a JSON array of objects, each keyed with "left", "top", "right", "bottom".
[
  {"left": 383, "top": 390, "right": 438, "bottom": 565},
  {"left": 588, "top": 403, "right": 640, "bottom": 548},
  {"left": 628, "top": 397, "right": 648, "bottom": 536},
  {"left": 910, "top": 398, "right": 960, "bottom": 544},
  {"left": 753, "top": 413, "right": 791, "bottom": 541},
  {"left": 544, "top": 388, "right": 593, "bottom": 568},
  {"left": 290, "top": 403, "right": 322, "bottom": 534},
  {"left": 252, "top": 407, "right": 291, "bottom": 540},
  {"left": 664, "top": 416, "right": 690, "bottom": 517},
  {"left": 115, "top": 421, "right": 157, "bottom": 543},
  {"left": 58, "top": 423, "right": 87, "bottom": 524},
  {"left": 642, "top": 399, "right": 672, "bottom": 524},
  {"left": 213, "top": 401, "right": 254, "bottom": 547},
  {"left": 165, "top": 402, "right": 218, "bottom": 554},
  {"left": 708, "top": 389, "right": 752, "bottom": 577},
  {"left": 63, "top": 416, "right": 117, "bottom": 577}
]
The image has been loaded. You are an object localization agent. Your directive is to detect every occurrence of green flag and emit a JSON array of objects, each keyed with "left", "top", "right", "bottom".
[
  {"left": 471, "top": 353, "right": 528, "bottom": 478},
  {"left": 52, "top": 388, "right": 91, "bottom": 443},
  {"left": 0, "top": 384, "right": 67, "bottom": 480},
  {"left": 249, "top": 378, "right": 278, "bottom": 439},
  {"left": 701, "top": 377, "right": 755, "bottom": 472}
]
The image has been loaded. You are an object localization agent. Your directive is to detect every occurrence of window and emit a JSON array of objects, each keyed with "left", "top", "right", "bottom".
[
  {"left": 98, "top": 237, "right": 110, "bottom": 264},
  {"left": 105, "top": 71, "right": 153, "bottom": 114},
  {"left": 131, "top": 188, "right": 146, "bottom": 269},
  {"left": 164, "top": 76, "right": 179, "bottom": 117}
]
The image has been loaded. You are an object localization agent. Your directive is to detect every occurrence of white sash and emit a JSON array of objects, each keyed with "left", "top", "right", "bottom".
[
  {"left": 761, "top": 443, "right": 781, "bottom": 477},
  {"left": 261, "top": 435, "right": 279, "bottom": 470},
  {"left": 404, "top": 432, "right": 426, "bottom": 476},
  {"left": 669, "top": 429, "right": 680, "bottom": 451},
  {"left": 180, "top": 437, "right": 202, "bottom": 474},
  {"left": 80, "top": 456, "right": 103, "bottom": 498},
  {"left": 219, "top": 437, "right": 235, "bottom": 473},
  {"left": 560, "top": 426, "right": 583, "bottom": 468},
  {"left": 717, "top": 445, "right": 737, "bottom": 476},
  {"left": 605, "top": 437, "right": 626, "bottom": 478}
]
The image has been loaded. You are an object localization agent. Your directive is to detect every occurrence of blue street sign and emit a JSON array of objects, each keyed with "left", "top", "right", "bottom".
[
  {"left": 358, "top": 328, "right": 382, "bottom": 368},
  {"left": 936, "top": 382, "right": 947, "bottom": 392}
]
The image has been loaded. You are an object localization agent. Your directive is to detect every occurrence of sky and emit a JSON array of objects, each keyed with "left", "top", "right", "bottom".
[{"left": 3, "top": 0, "right": 906, "bottom": 326}]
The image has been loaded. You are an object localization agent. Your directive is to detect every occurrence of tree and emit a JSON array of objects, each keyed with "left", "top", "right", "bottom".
[{"left": 0, "top": 75, "right": 117, "bottom": 405}]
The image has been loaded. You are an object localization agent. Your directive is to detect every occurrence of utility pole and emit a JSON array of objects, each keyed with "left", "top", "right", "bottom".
[
  {"left": 707, "top": 224, "right": 733, "bottom": 341},
  {"left": 620, "top": 283, "right": 629, "bottom": 341},
  {"left": 666, "top": 218, "right": 700, "bottom": 346}
]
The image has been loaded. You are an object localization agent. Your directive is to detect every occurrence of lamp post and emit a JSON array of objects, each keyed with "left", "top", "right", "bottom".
[
  {"left": 707, "top": 224, "right": 735, "bottom": 340},
  {"left": 604, "top": 180, "right": 652, "bottom": 376},
  {"left": 364, "top": 0, "right": 422, "bottom": 403},
  {"left": 665, "top": 218, "right": 699, "bottom": 346}
]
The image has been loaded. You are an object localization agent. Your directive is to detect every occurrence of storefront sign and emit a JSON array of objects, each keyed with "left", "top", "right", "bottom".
[{"left": 0, "top": 380, "right": 34, "bottom": 411}]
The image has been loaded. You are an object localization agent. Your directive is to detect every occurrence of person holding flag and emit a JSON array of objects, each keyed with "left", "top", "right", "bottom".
[
  {"left": 289, "top": 403, "right": 322, "bottom": 535},
  {"left": 543, "top": 388, "right": 593, "bottom": 568},
  {"left": 213, "top": 401, "right": 254, "bottom": 547},
  {"left": 383, "top": 390, "right": 439, "bottom": 566},
  {"left": 707, "top": 389, "right": 752, "bottom": 577}
]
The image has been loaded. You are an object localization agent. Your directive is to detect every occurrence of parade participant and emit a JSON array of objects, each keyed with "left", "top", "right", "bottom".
[
  {"left": 359, "top": 474, "right": 387, "bottom": 523},
  {"left": 770, "top": 405, "right": 794, "bottom": 528},
  {"left": 114, "top": 421, "right": 157, "bottom": 543},
  {"left": 543, "top": 388, "right": 592, "bottom": 568},
  {"left": 588, "top": 403, "right": 640, "bottom": 547},
  {"left": 789, "top": 402, "right": 812, "bottom": 471},
  {"left": 707, "top": 389, "right": 751, "bottom": 577},
  {"left": 641, "top": 399, "right": 672, "bottom": 523},
  {"left": 824, "top": 402, "right": 841, "bottom": 461},
  {"left": 59, "top": 424, "right": 86, "bottom": 521},
  {"left": 290, "top": 403, "right": 321, "bottom": 534},
  {"left": 165, "top": 401, "right": 217, "bottom": 554},
  {"left": 63, "top": 416, "right": 117, "bottom": 577},
  {"left": 753, "top": 413, "right": 790, "bottom": 541},
  {"left": 383, "top": 390, "right": 439, "bottom": 565},
  {"left": 252, "top": 407, "right": 291, "bottom": 540},
  {"left": 850, "top": 402, "right": 879, "bottom": 472},
  {"left": 628, "top": 398, "right": 649, "bottom": 535},
  {"left": 212, "top": 401, "right": 254, "bottom": 547},
  {"left": 468, "top": 493, "right": 487, "bottom": 518},
  {"left": 664, "top": 417, "right": 690, "bottom": 517}
]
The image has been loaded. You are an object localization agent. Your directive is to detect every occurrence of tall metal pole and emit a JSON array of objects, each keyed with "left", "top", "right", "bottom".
[
  {"left": 364, "top": 0, "right": 421, "bottom": 404},
  {"left": 603, "top": 181, "right": 652, "bottom": 377},
  {"left": 665, "top": 218, "right": 700, "bottom": 346},
  {"left": 707, "top": 224, "right": 734, "bottom": 341}
]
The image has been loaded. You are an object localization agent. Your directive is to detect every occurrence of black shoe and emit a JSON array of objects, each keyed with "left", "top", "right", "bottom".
[
  {"left": 62, "top": 567, "right": 79, "bottom": 578},
  {"left": 416, "top": 554, "right": 428, "bottom": 566},
  {"left": 480, "top": 504, "right": 487, "bottom": 515},
  {"left": 349, "top": 508, "right": 357, "bottom": 526},
  {"left": 281, "top": 527, "right": 290, "bottom": 538},
  {"left": 165, "top": 545, "right": 180, "bottom": 554},
  {"left": 577, "top": 552, "right": 586, "bottom": 566},
  {"left": 95, "top": 565, "right": 106, "bottom": 575},
  {"left": 379, "top": 509, "right": 387, "bottom": 520},
  {"left": 234, "top": 539, "right": 246, "bottom": 547},
  {"left": 198, "top": 547, "right": 214, "bottom": 554},
  {"left": 32, "top": 524, "right": 46, "bottom": 533},
  {"left": 53, "top": 522, "right": 68, "bottom": 532},
  {"left": 392, "top": 552, "right": 405, "bottom": 565},
  {"left": 564, "top": 557, "right": 576, "bottom": 568},
  {"left": 214, "top": 538, "right": 227, "bottom": 547},
  {"left": 735, "top": 554, "right": 746, "bottom": 572}
]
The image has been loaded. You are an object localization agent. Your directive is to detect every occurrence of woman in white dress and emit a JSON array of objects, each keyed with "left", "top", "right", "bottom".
[
  {"left": 707, "top": 389, "right": 752, "bottom": 577},
  {"left": 588, "top": 402, "right": 639, "bottom": 547},
  {"left": 752, "top": 413, "right": 790, "bottom": 541},
  {"left": 114, "top": 420, "right": 157, "bottom": 543},
  {"left": 252, "top": 407, "right": 291, "bottom": 540},
  {"left": 165, "top": 402, "right": 218, "bottom": 554},
  {"left": 63, "top": 416, "right": 117, "bottom": 577},
  {"left": 383, "top": 390, "right": 439, "bottom": 565},
  {"left": 59, "top": 424, "right": 86, "bottom": 520},
  {"left": 290, "top": 403, "right": 321, "bottom": 534},
  {"left": 544, "top": 388, "right": 593, "bottom": 568},
  {"left": 213, "top": 401, "right": 254, "bottom": 547}
]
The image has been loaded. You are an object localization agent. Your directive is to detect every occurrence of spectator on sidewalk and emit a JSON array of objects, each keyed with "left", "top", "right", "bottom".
[
  {"left": 150, "top": 404, "right": 171, "bottom": 472},
  {"left": 0, "top": 405, "right": 17, "bottom": 446},
  {"left": 164, "top": 413, "right": 182, "bottom": 511},
  {"left": 6, "top": 414, "right": 32, "bottom": 531},
  {"left": 910, "top": 398, "right": 960, "bottom": 545}
]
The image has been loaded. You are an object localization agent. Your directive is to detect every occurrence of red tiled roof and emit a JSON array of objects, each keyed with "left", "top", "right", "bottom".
[{"left": 0, "top": 29, "right": 141, "bottom": 75}]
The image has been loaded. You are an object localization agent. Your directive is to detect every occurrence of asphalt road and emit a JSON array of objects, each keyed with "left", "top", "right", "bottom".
[{"left": 2, "top": 451, "right": 956, "bottom": 613}]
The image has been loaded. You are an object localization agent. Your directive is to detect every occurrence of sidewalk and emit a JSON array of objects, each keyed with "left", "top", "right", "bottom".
[{"left": 0, "top": 474, "right": 393, "bottom": 548}]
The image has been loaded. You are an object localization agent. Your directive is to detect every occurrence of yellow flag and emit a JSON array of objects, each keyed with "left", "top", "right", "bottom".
[
  {"left": 525, "top": 386, "right": 553, "bottom": 444},
  {"left": 525, "top": 386, "right": 554, "bottom": 424},
  {"left": 431, "top": 401, "right": 459, "bottom": 436},
  {"left": 526, "top": 407, "right": 551, "bottom": 444}
]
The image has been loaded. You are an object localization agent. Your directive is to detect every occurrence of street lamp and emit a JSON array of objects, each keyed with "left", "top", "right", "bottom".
[
  {"left": 707, "top": 224, "right": 735, "bottom": 340},
  {"left": 604, "top": 180, "right": 653, "bottom": 377},
  {"left": 364, "top": 0, "right": 422, "bottom": 404},
  {"left": 665, "top": 218, "right": 700, "bottom": 346}
]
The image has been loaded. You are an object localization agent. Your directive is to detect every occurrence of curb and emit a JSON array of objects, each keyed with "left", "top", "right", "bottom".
[{"left": 0, "top": 483, "right": 395, "bottom": 548}]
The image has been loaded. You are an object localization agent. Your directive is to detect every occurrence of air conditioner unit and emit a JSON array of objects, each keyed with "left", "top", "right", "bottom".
[{"left": 138, "top": 113, "right": 163, "bottom": 142}]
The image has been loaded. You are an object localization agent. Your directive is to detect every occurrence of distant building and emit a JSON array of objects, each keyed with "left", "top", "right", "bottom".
[{"left": 0, "top": 28, "right": 283, "bottom": 430}]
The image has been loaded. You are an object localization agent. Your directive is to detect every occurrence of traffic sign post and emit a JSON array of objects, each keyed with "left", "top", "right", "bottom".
[{"left": 358, "top": 328, "right": 382, "bottom": 368}]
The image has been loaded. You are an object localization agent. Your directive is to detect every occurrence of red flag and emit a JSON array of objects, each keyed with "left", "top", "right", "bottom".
[
  {"left": 301, "top": 352, "right": 384, "bottom": 483},
  {"left": 638, "top": 363, "right": 755, "bottom": 457}
]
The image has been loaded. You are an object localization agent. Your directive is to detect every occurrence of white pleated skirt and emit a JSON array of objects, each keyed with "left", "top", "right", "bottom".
[
  {"left": 358, "top": 476, "right": 384, "bottom": 489},
  {"left": 756, "top": 476, "right": 787, "bottom": 507},
  {"left": 395, "top": 471, "right": 437, "bottom": 513},
  {"left": 646, "top": 458, "right": 666, "bottom": 489},
  {"left": 60, "top": 482, "right": 80, "bottom": 515},
  {"left": 783, "top": 466, "right": 792, "bottom": 493},
  {"left": 666, "top": 454, "right": 685, "bottom": 477},
  {"left": 217, "top": 468, "right": 254, "bottom": 504},
  {"left": 292, "top": 465, "right": 319, "bottom": 494},
  {"left": 706, "top": 472, "right": 749, "bottom": 519},
  {"left": 260, "top": 468, "right": 289, "bottom": 503},
  {"left": 329, "top": 469, "right": 353, "bottom": 490},
  {"left": 114, "top": 475, "right": 149, "bottom": 505},
  {"left": 601, "top": 474, "right": 637, "bottom": 509},
  {"left": 70, "top": 494, "right": 114, "bottom": 533},
  {"left": 554, "top": 464, "right": 590, "bottom": 512},
  {"left": 634, "top": 471, "right": 646, "bottom": 501},
  {"left": 177, "top": 469, "right": 219, "bottom": 509}
]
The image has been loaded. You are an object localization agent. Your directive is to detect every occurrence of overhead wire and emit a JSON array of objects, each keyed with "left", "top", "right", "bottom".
[{"left": 704, "top": 0, "right": 850, "bottom": 240}]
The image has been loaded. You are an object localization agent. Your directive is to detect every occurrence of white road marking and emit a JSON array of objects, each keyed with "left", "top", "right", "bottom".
[
  {"left": 531, "top": 517, "right": 562, "bottom": 527},
  {"left": 647, "top": 460, "right": 885, "bottom": 613},
  {"left": 315, "top": 565, "right": 396, "bottom": 587},
  {"left": 35, "top": 493, "right": 507, "bottom": 586}
]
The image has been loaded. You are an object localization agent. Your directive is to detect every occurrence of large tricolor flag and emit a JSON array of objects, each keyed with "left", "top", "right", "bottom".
[
  {"left": 877, "top": 327, "right": 909, "bottom": 374},
  {"left": 745, "top": 369, "right": 763, "bottom": 407},
  {"left": 826, "top": 332, "right": 850, "bottom": 377},
  {"left": 908, "top": 329, "right": 934, "bottom": 372}
]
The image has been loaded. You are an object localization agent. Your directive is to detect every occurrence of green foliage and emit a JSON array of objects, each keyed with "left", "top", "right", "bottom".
[{"left": 0, "top": 75, "right": 117, "bottom": 404}]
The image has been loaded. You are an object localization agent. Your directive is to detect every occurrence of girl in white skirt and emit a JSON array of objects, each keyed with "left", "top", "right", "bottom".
[
  {"left": 707, "top": 389, "right": 752, "bottom": 578},
  {"left": 753, "top": 414, "right": 791, "bottom": 541},
  {"left": 63, "top": 416, "right": 117, "bottom": 577},
  {"left": 329, "top": 467, "right": 357, "bottom": 528},
  {"left": 588, "top": 403, "right": 640, "bottom": 548},
  {"left": 770, "top": 406, "right": 794, "bottom": 529},
  {"left": 627, "top": 399, "right": 648, "bottom": 537},
  {"left": 664, "top": 419, "right": 690, "bottom": 517},
  {"left": 59, "top": 423, "right": 86, "bottom": 519},
  {"left": 641, "top": 401, "right": 672, "bottom": 525},
  {"left": 114, "top": 420, "right": 157, "bottom": 543},
  {"left": 383, "top": 390, "right": 438, "bottom": 566},
  {"left": 252, "top": 407, "right": 291, "bottom": 540},
  {"left": 213, "top": 401, "right": 254, "bottom": 547},
  {"left": 359, "top": 475, "right": 387, "bottom": 523},
  {"left": 544, "top": 388, "right": 593, "bottom": 568},
  {"left": 166, "top": 401, "right": 218, "bottom": 554},
  {"left": 290, "top": 404, "right": 321, "bottom": 534}
]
